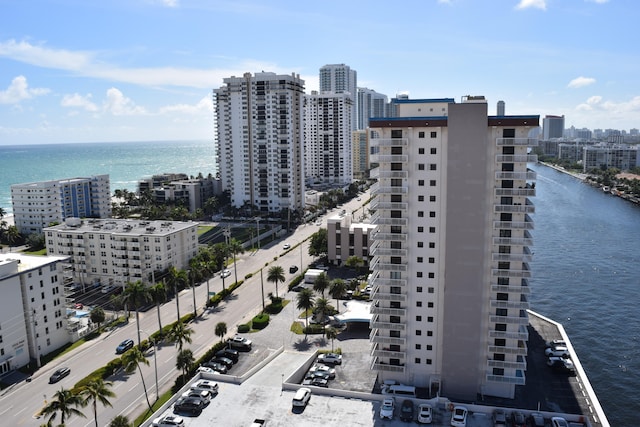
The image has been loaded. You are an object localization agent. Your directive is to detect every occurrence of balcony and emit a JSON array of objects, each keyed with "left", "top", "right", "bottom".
[
  {"left": 489, "top": 328, "right": 529, "bottom": 341},
  {"left": 370, "top": 199, "right": 408, "bottom": 211},
  {"left": 371, "top": 290, "right": 407, "bottom": 302},
  {"left": 370, "top": 320, "right": 405, "bottom": 331},
  {"left": 488, "top": 344, "right": 528, "bottom": 356},
  {"left": 371, "top": 214, "right": 408, "bottom": 227},
  {"left": 372, "top": 185, "right": 408, "bottom": 195},
  {"left": 371, "top": 358, "right": 406, "bottom": 373},
  {"left": 487, "top": 359, "right": 527, "bottom": 371},
  {"left": 496, "top": 138, "right": 539, "bottom": 147},
  {"left": 495, "top": 171, "right": 537, "bottom": 181},
  {"left": 494, "top": 204, "right": 535, "bottom": 214},
  {"left": 370, "top": 154, "right": 408, "bottom": 163},
  {"left": 371, "top": 345, "right": 406, "bottom": 360},
  {"left": 370, "top": 138, "right": 408, "bottom": 148},
  {"left": 495, "top": 187, "right": 536, "bottom": 197},
  {"left": 496, "top": 154, "right": 538, "bottom": 163},
  {"left": 492, "top": 267, "right": 531, "bottom": 278},
  {"left": 491, "top": 284, "right": 530, "bottom": 294},
  {"left": 491, "top": 253, "right": 533, "bottom": 263},
  {"left": 490, "top": 300, "right": 530, "bottom": 310},
  {"left": 493, "top": 220, "right": 534, "bottom": 230},
  {"left": 370, "top": 258, "right": 407, "bottom": 272},
  {"left": 369, "top": 331, "right": 406, "bottom": 345},
  {"left": 375, "top": 170, "right": 408, "bottom": 179},
  {"left": 489, "top": 315, "right": 529, "bottom": 325},
  {"left": 370, "top": 245, "right": 408, "bottom": 257},
  {"left": 492, "top": 237, "right": 534, "bottom": 246},
  {"left": 370, "top": 306, "right": 406, "bottom": 316},
  {"left": 371, "top": 232, "right": 407, "bottom": 242},
  {"left": 370, "top": 276, "right": 407, "bottom": 288},
  {"left": 486, "top": 372, "right": 526, "bottom": 385}
]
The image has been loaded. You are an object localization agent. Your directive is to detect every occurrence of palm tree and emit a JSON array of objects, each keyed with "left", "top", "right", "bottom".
[
  {"left": 329, "top": 279, "right": 347, "bottom": 313},
  {"left": 81, "top": 378, "right": 115, "bottom": 427},
  {"left": 313, "top": 272, "right": 330, "bottom": 299},
  {"left": 267, "top": 265, "right": 286, "bottom": 299},
  {"left": 167, "top": 321, "right": 193, "bottom": 351},
  {"left": 122, "top": 280, "right": 150, "bottom": 345},
  {"left": 176, "top": 348, "right": 195, "bottom": 380},
  {"left": 109, "top": 415, "right": 131, "bottom": 427},
  {"left": 314, "top": 297, "right": 330, "bottom": 332},
  {"left": 325, "top": 327, "right": 338, "bottom": 352},
  {"left": 227, "top": 238, "right": 244, "bottom": 285},
  {"left": 148, "top": 281, "right": 167, "bottom": 334},
  {"left": 121, "top": 347, "right": 153, "bottom": 412},
  {"left": 215, "top": 322, "right": 227, "bottom": 342},
  {"left": 5, "top": 225, "right": 20, "bottom": 249},
  {"left": 166, "top": 266, "right": 188, "bottom": 322},
  {"left": 40, "top": 387, "right": 86, "bottom": 426},
  {"left": 296, "top": 288, "right": 315, "bottom": 334}
]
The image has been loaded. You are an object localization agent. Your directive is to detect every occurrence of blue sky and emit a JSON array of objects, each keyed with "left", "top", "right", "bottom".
[{"left": 0, "top": 0, "right": 637, "bottom": 145}]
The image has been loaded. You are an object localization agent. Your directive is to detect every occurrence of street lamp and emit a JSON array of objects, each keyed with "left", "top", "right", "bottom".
[{"left": 139, "top": 329, "right": 159, "bottom": 400}]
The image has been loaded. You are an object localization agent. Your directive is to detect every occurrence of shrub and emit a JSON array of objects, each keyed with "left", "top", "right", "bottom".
[
  {"left": 237, "top": 323, "right": 250, "bottom": 333},
  {"left": 303, "top": 324, "right": 325, "bottom": 335},
  {"left": 265, "top": 301, "right": 283, "bottom": 314},
  {"left": 252, "top": 313, "right": 270, "bottom": 330},
  {"left": 288, "top": 275, "right": 303, "bottom": 291}
]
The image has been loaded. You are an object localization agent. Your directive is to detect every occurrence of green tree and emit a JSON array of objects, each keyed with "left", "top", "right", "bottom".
[
  {"left": 80, "top": 378, "right": 115, "bottom": 427},
  {"left": 149, "top": 281, "right": 167, "bottom": 334},
  {"left": 109, "top": 415, "right": 131, "bottom": 427},
  {"left": 227, "top": 238, "right": 244, "bottom": 285},
  {"left": 345, "top": 255, "right": 365, "bottom": 273},
  {"left": 89, "top": 306, "right": 106, "bottom": 329},
  {"left": 25, "top": 232, "right": 46, "bottom": 250},
  {"left": 267, "top": 265, "right": 286, "bottom": 299},
  {"left": 325, "top": 327, "right": 338, "bottom": 352},
  {"left": 308, "top": 228, "right": 328, "bottom": 258},
  {"left": 214, "top": 322, "right": 227, "bottom": 343},
  {"left": 168, "top": 321, "right": 193, "bottom": 351},
  {"left": 5, "top": 225, "right": 21, "bottom": 248},
  {"left": 121, "top": 347, "right": 153, "bottom": 412},
  {"left": 313, "top": 272, "right": 330, "bottom": 299},
  {"left": 176, "top": 348, "right": 195, "bottom": 380},
  {"left": 314, "top": 297, "right": 330, "bottom": 332},
  {"left": 122, "top": 280, "right": 150, "bottom": 345},
  {"left": 40, "top": 387, "right": 86, "bottom": 426},
  {"left": 166, "top": 266, "right": 188, "bottom": 322},
  {"left": 329, "top": 279, "right": 347, "bottom": 313},
  {"left": 296, "top": 288, "right": 315, "bottom": 334}
]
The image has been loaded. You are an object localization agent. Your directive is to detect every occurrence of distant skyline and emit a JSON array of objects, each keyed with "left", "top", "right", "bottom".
[{"left": 0, "top": 0, "right": 637, "bottom": 145}]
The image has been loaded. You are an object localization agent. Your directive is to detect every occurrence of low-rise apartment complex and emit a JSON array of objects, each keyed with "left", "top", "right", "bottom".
[{"left": 326, "top": 214, "right": 376, "bottom": 266}]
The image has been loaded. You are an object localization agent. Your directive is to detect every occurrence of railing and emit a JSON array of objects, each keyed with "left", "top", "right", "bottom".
[{"left": 496, "top": 138, "right": 539, "bottom": 147}]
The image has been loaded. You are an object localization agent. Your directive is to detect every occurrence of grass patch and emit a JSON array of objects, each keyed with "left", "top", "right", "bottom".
[
  {"left": 23, "top": 248, "right": 47, "bottom": 255},
  {"left": 133, "top": 390, "right": 174, "bottom": 426},
  {"left": 197, "top": 225, "right": 214, "bottom": 236},
  {"left": 290, "top": 321, "right": 304, "bottom": 334}
]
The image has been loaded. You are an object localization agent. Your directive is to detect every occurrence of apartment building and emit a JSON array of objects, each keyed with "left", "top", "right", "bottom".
[
  {"left": 304, "top": 91, "right": 353, "bottom": 187},
  {"left": 352, "top": 130, "right": 371, "bottom": 180},
  {"left": 319, "top": 64, "right": 358, "bottom": 132},
  {"left": 45, "top": 218, "right": 198, "bottom": 291},
  {"left": 0, "top": 253, "right": 71, "bottom": 373},
  {"left": 357, "top": 88, "right": 388, "bottom": 130},
  {"left": 542, "top": 115, "right": 565, "bottom": 139},
  {"left": 583, "top": 144, "right": 638, "bottom": 172},
  {"left": 326, "top": 214, "right": 376, "bottom": 266},
  {"left": 11, "top": 175, "right": 111, "bottom": 235},
  {"left": 214, "top": 72, "right": 305, "bottom": 214},
  {"left": 368, "top": 96, "right": 538, "bottom": 401}
]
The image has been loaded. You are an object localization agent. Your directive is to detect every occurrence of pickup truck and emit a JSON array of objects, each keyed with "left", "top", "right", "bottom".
[{"left": 250, "top": 419, "right": 266, "bottom": 427}]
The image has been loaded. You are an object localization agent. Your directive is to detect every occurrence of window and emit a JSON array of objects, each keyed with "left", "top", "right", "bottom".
[
  {"left": 429, "top": 211, "right": 436, "bottom": 218},
  {"left": 416, "top": 315, "right": 422, "bottom": 321},
  {"left": 417, "top": 257, "right": 423, "bottom": 263},
  {"left": 430, "top": 131, "right": 437, "bottom": 138},
  {"left": 428, "top": 302, "right": 434, "bottom": 308},
  {"left": 417, "top": 272, "right": 423, "bottom": 278},
  {"left": 418, "top": 195, "right": 424, "bottom": 201},
  {"left": 416, "top": 330, "right": 422, "bottom": 336},
  {"left": 426, "top": 359, "right": 432, "bottom": 365},
  {"left": 429, "top": 227, "right": 436, "bottom": 233},
  {"left": 415, "top": 358, "right": 421, "bottom": 364},
  {"left": 417, "top": 242, "right": 424, "bottom": 248},
  {"left": 418, "top": 226, "right": 424, "bottom": 232},
  {"left": 418, "top": 164, "right": 425, "bottom": 170},
  {"left": 391, "top": 129, "right": 403, "bottom": 138},
  {"left": 417, "top": 286, "right": 423, "bottom": 292},
  {"left": 418, "top": 180, "right": 424, "bottom": 186},
  {"left": 427, "top": 330, "right": 433, "bottom": 336},
  {"left": 416, "top": 344, "right": 421, "bottom": 349},
  {"left": 430, "top": 195, "right": 436, "bottom": 202},
  {"left": 427, "top": 316, "right": 433, "bottom": 322},
  {"left": 428, "top": 287, "right": 434, "bottom": 293},
  {"left": 418, "top": 131, "right": 425, "bottom": 138},
  {"left": 430, "top": 180, "right": 436, "bottom": 186},
  {"left": 430, "top": 147, "right": 437, "bottom": 154},
  {"left": 418, "top": 148, "right": 425, "bottom": 154},
  {"left": 418, "top": 211, "right": 424, "bottom": 217},
  {"left": 430, "top": 164, "right": 437, "bottom": 171},
  {"left": 429, "top": 242, "right": 435, "bottom": 248},
  {"left": 427, "top": 345, "right": 432, "bottom": 350},
  {"left": 416, "top": 301, "right": 422, "bottom": 307},
  {"left": 428, "top": 257, "right": 435, "bottom": 263},
  {"left": 428, "top": 272, "right": 435, "bottom": 278},
  {"left": 493, "top": 368, "right": 505, "bottom": 376}
]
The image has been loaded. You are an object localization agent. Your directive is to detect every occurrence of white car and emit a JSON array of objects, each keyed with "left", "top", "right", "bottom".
[
  {"left": 417, "top": 403, "right": 433, "bottom": 423},
  {"left": 152, "top": 415, "right": 185, "bottom": 427},
  {"left": 546, "top": 339, "right": 566, "bottom": 349},
  {"left": 182, "top": 389, "right": 211, "bottom": 404},
  {"left": 196, "top": 366, "right": 216, "bottom": 375},
  {"left": 190, "top": 379, "right": 219, "bottom": 394},
  {"left": 551, "top": 417, "right": 569, "bottom": 427},
  {"left": 220, "top": 269, "right": 231, "bottom": 278},
  {"left": 450, "top": 405, "right": 468, "bottom": 426},
  {"left": 309, "top": 364, "right": 336, "bottom": 379},
  {"left": 379, "top": 397, "right": 395, "bottom": 420},
  {"left": 317, "top": 352, "right": 342, "bottom": 365},
  {"left": 292, "top": 387, "right": 311, "bottom": 407},
  {"left": 283, "top": 243, "right": 291, "bottom": 249},
  {"left": 545, "top": 346, "right": 570, "bottom": 358}
]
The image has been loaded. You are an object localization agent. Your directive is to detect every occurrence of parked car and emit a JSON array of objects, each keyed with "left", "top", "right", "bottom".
[
  {"left": 49, "top": 367, "right": 70, "bottom": 383},
  {"left": 492, "top": 409, "right": 507, "bottom": 427},
  {"left": 190, "top": 379, "right": 219, "bottom": 394},
  {"left": 289, "top": 265, "right": 299, "bottom": 274},
  {"left": 417, "top": 403, "right": 433, "bottom": 424},
  {"left": 302, "top": 376, "right": 328, "bottom": 387},
  {"left": 304, "top": 370, "right": 331, "bottom": 381},
  {"left": 283, "top": 243, "right": 291, "bottom": 250},
  {"left": 545, "top": 339, "right": 566, "bottom": 349},
  {"left": 211, "top": 356, "right": 233, "bottom": 369},
  {"left": 545, "top": 346, "right": 570, "bottom": 358},
  {"left": 379, "top": 397, "right": 395, "bottom": 420},
  {"left": 450, "top": 406, "right": 468, "bottom": 427},
  {"left": 115, "top": 339, "right": 134, "bottom": 354},
  {"left": 227, "top": 335, "right": 252, "bottom": 351},
  {"left": 308, "top": 364, "right": 336, "bottom": 379},
  {"left": 511, "top": 411, "right": 526, "bottom": 427},
  {"left": 201, "top": 361, "right": 228, "bottom": 374},
  {"left": 216, "top": 348, "right": 239, "bottom": 363},
  {"left": 400, "top": 399, "right": 414, "bottom": 421},
  {"left": 220, "top": 269, "right": 231, "bottom": 278},
  {"left": 547, "top": 356, "right": 576, "bottom": 374},
  {"left": 529, "top": 412, "right": 545, "bottom": 427},
  {"left": 551, "top": 417, "right": 569, "bottom": 427},
  {"left": 152, "top": 415, "right": 185, "bottom": 427},
  {"left": 292, "top": 387, "right": 311, "bottom": 407},
  {"left": 101, "top": 284, "right": 117, "bottom": 294},
  {"left": 173, "top": 396, "right": 204, "bottom": 415},
  {"left": 195, "top": 366, "right": 216, "bottom": 375},
  {"left": 317, "top": 352, "right": 342, "bottom": 365},
  {"left": 182, "top": 389, "right": 211, "bottom": 405}
]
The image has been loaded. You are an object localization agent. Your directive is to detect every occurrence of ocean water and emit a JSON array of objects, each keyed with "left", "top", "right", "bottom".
[
  {"left": 0, "top": 143, "right": 636, "bottom": 424},
  {"left": 0, "top": 140, "right": 215, "bottom": 215}
]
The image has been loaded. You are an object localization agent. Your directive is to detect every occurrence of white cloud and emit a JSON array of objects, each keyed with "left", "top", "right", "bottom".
[
  {"left": 0, "top": 39, "right": 92, "bottom": 71},
  {"left": 103, "top": 88, "right": 147, "bottom": 116},
  {"left": 568, "top": 76, "right": 596, "bottom": 88},
  {"left": 0, "top": 75, "right": 50, "bottom": 104},
  {"left": 61, "top": 93, "right": 99, "bottom": 112},
  {"left": 515, "top": 0, "right": 546, "bottom": 10},
  {"left": 159, "top": 95, "right": 212, "bottom": 115},
  {"left": 576, "top": 95, "right": 640, "bottom": 116}
]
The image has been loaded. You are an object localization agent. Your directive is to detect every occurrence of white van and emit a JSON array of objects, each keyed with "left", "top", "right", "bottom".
[{"left": 381, "top": 383, "right": 416, "bottom": 398}]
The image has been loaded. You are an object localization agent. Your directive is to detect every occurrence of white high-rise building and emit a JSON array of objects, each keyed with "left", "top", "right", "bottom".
[
  {"left": 0, "top": 253, "right": 71, "bottom": 373},
  {"left": 357, "top": 88, "right": 388, "bottom": 130},
  {"left": 214, "top": 72, "right": 305, "bottom": 213},
  {"left": 45, "top": 218, "right": 198, "bottom": 291},
  {"left": 11, "top": 175, "right": 111, "bottom": 235},
  {"left": 368, "top": 96, "right": 539, "bottom": 401},
  {"left": 304, "top": 91, "right": 353, "bottom": 186},
  {"left": 319, "top": 64, "right": 357, "bottom": 132},
  {"left": 542, "top": 115, "right": 565, "bottom": 139}
]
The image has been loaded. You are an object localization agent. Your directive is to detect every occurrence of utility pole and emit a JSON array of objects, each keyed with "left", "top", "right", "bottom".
[
  {"left": 255, "top": 217, "right": 261, "bottom": 250},
  {"left": 260, "top": 268, "right": 265, "bottom": 312}
]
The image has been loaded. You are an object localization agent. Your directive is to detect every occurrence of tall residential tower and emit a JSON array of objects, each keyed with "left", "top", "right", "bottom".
[
  {"left": 214, "top": 72, "right": 305, "bottom": 213},
  {"left": 368, "top": 96, "right": 539, "bottom": 401},
  {"left": 319, "top": 64, "right": 358, "bottom": 132}
]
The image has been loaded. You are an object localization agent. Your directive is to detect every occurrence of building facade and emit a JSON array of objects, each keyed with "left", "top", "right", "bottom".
[
  {"left": 582, "top": 144, "right": 638, "bottom": 172},
  {"left": 45, "top": 218, "right": 198, "bottom": 291},
  {"left": 368, "top": 96, "right": 538, "bottom": 400},
  {"left": 11, "top": 175, "right": 111, "bottom": 235},
  {"left": 0, "top": 253, "right": 71, "bottom": 372},
  {"left": 304, "top": 91, "right": 353, "bottom": 187},
  {"left": 326, "top": 214, "right": 376, "bottom": 266},
  {"left": 352, "top": 130, "right": 370, "bottom": 180},
  {"left": 357, "top": 88, "right": 388, "bottom": 130},
  {"left": 542, "top": 115, "right": 565, "bottom": 140},
  {"left": 319, "top": 64, "right": 358, "bottom": 132},
  {"left": 214, "top": 72, "right": 305, "bottom": 214}
]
